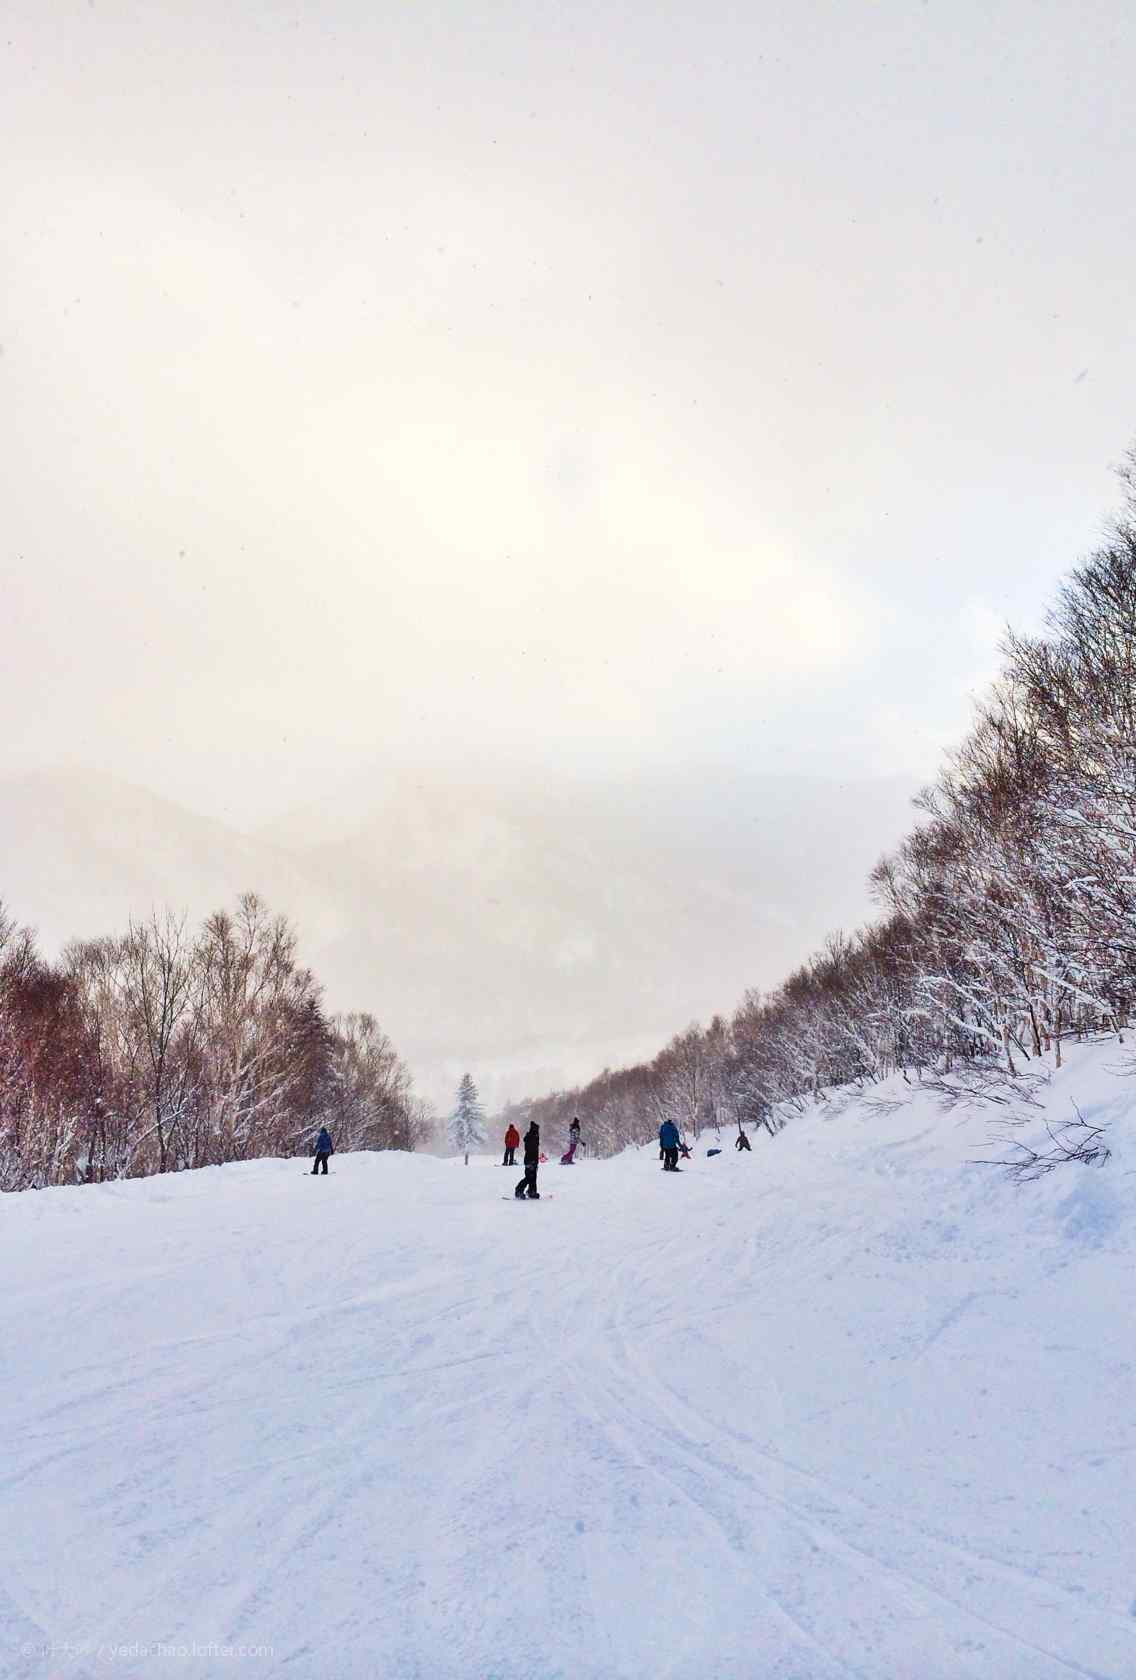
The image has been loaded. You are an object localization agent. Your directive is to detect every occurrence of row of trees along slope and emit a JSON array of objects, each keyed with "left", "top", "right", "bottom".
[
  {"left": 0, "top": 891, "right": 429, "bottom": 1191},
  {"left": 502, "top": 455, "right": 1136, "bottom": 1162}
]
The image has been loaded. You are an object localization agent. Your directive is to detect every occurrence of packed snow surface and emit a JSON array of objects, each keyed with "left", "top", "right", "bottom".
[{"left": 3, "top": 1043, "right": 1135, "bottom": 1680}]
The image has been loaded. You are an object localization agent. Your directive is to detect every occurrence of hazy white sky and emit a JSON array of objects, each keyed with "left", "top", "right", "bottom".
[{"left": 3, "top": 0, "right": 1135, "bottom": 826}]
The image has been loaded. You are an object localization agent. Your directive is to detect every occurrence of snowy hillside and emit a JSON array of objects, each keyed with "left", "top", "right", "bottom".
[{"left": 3, "top": 1043, "right": 1134, "bottom": 1680}]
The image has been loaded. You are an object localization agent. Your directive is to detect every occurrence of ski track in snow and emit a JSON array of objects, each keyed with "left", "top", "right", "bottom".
[{"left": 2, "top": 1042, "right": 1136, "bottom": 1679}]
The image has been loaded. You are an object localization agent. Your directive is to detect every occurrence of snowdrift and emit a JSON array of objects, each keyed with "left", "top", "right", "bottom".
[{"left": 2, "top": 1042, "right": 1134, "bottom": 1679}]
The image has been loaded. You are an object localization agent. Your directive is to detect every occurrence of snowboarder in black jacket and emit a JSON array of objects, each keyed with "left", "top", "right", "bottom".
[
  {"left": 735, "top": 1129, "right": 751, "bottom": 1152},
  {"left": 312, "top": 1126, "right": 333, "bottom": 1175},
  {"left": 515, "top": 1122, "right": 541, "bottom": 1199}
]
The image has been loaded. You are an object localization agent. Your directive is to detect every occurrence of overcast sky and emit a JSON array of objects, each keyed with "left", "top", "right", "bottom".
[{"left": 3, "top": 0, "right": 1135, "bottom": 828}]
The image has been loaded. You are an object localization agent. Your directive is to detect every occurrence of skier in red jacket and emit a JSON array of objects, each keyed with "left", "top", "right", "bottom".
[{"left": 503, "top": 1123, "right": 520, "bottom": 1167}]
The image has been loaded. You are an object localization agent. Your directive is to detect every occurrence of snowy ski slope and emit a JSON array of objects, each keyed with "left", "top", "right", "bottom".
[{"left": 2, "top": 1042, "right": 1134, "bottom": 1680}]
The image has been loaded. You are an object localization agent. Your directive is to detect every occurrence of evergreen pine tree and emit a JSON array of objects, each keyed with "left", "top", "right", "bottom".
[{"left": 448, "top": 1072, "right": 487, "bottom": 1165}]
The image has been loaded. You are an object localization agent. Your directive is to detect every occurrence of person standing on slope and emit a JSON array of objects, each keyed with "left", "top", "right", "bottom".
[
  {"left": 659, "top": 1119, "right": 681, "bottom": 1172},
  {"left": 312, "top": 1126, "right": 334, "bottom": 1175},
  {"left": 560, "top": 1116, "right": 582, "bottom": 1165},
  {"left": 735, "top": 1129, "right": 751, "bottom": 1152},
  {"left": 515, "top": 1121, "right": 541, "bottom": 1199},
  {"left": 503, "top": 1122, "right": 520, "bottom": 1167}
]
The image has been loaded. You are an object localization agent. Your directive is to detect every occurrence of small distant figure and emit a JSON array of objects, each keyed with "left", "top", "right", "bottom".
[
  {"left": 503, "top": 1122, "right": 520, "bottom": 1167},
  {"left": 678, "top": 1139, "right": 692, "bottom": 1160},
  {"left": 312, "top": 1126, "right": 334, "bottom": 1175},
  {"left": 515, "top": 1121, "right": 541, "bottom": 1199},
  {"left": 735, "top": 1130, "right": 752, "bottom": 1152},
  {"left": 560, "top": 1116, "right": 583, "bottom": 1164},
  {"left": 659, "top": 1119, "right": 681, "bottom": 1172}
]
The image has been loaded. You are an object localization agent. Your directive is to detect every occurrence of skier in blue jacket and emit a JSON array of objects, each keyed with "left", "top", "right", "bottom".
[
  {"left": 312, "top": 1126, "right": 333, "bottom": 1175},
  {"left": 659, "top": 1119, "right": 681, "bottom": 1172}
]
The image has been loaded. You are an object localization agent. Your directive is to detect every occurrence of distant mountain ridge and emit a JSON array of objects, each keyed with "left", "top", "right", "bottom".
[{"left": 1, "top": 765, "right": 919, "bottom": 1108}]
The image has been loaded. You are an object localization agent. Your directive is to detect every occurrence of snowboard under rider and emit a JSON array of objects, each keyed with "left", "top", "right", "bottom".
[
  {"left": 659, "top": 1119, "right": 681, "bottom": 1172},
  {"left": 312, "top": 1126, "right": 334, "bottom": 1175},
  {"left": 515, "top": 1122, "right": 541, "bottom": 1199},
  {"left": 503, "top": 1123, "right": 520, "bottom": 1167},
  {"left": 560, "top": 1116, "right": 583, "bottom": 1165}
]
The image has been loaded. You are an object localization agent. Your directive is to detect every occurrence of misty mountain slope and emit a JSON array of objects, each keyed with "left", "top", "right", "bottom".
[
  {"left": 259, "top": 767, "right": 921, "bottom": 1098},
  {"left": 0, "top": 771, "right": 330, "bottom": 950},
  {"left": 1, "top": 767, "right": 917, "bottom": 1106},
  {"left": 2, "top": 1041, "right": 1133, "bottom": 1679}
]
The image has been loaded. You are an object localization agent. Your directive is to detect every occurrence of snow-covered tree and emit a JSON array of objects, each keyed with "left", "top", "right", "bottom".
[
  {"left": 448, "top": 1072, "right": 486, "bottom": 1165},
  {"left": 506, "top": 455, "right": 1136, "bottom": 1163},
  {"left": 0, "top": 892, "right": 420, "bottom": 1190}
]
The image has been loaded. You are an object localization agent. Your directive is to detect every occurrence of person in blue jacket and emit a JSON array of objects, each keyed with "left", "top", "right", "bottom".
[
  {"left": 312, "top": 1126, "right": 334, "bottom": 1175},
  {"left": 659, "top": 1119, "right": 681, "bottom": 1172}
]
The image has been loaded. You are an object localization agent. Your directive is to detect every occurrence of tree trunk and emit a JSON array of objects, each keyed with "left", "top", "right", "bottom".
[
  {"left": 1027, "top": 1002, "right": 1043, "bottom": 1058},
  {"left": 1002, "top": 1023, "right": 1017, "bottom": 1076}
]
